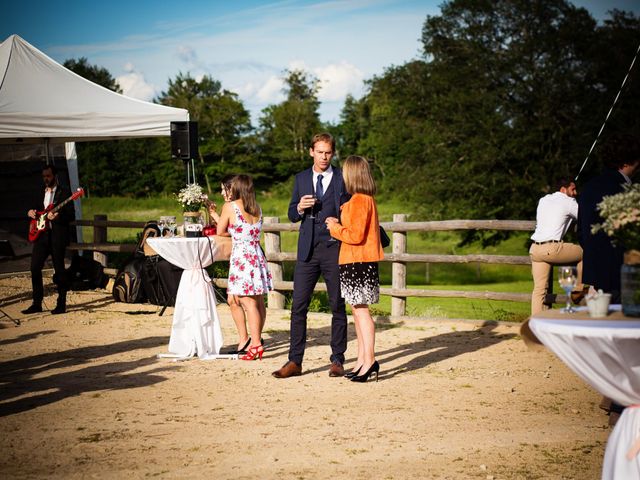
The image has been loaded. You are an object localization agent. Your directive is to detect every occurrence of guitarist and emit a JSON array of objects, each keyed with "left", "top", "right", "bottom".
[{"left": 22, "top": 164, "right": 75, "bottom": 315}]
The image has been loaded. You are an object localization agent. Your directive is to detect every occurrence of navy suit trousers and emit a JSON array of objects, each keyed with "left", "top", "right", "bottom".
[{"left": 288, "top": 240, "right": 347, "bottom": 365}]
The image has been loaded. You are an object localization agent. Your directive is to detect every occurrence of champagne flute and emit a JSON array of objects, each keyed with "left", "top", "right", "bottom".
[{"left": 558, "top": 266, "right": 577, "bottom": 313}]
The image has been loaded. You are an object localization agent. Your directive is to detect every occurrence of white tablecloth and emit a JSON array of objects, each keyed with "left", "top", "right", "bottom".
[
  {"left": 530, "top": 308, "right": 640, "bottom": 479},
  {"left": 147, "top": 236, "right": 224, "bottom": 359}
]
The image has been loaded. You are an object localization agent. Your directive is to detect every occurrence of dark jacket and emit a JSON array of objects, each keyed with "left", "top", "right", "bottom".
[
  {"left": 577, "top": 168, "right": 629, "bottom": 298},
  {"left": 288, "top": 167, "right": 350, "bottom": 262}
]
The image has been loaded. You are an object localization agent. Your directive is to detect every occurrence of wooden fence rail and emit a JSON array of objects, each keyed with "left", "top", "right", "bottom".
[{"left": 70, "top": 214, "right": 559, "bottom": 317}]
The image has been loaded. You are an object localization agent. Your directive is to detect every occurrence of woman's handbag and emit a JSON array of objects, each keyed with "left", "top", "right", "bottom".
[{"left": 379, "top": 226, "right": 390, "bottom": 248}]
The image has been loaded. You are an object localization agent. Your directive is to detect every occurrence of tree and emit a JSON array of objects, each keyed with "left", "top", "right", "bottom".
[
  {"left": 333, "top": 94, "right": 370, "bottom": 161},
  {"left": 419, "top": 0, "right": 603, "bottom": 223},
  {"left": 583, "top": 10, "right": 640, "bottom": 179},
  {"left": 63, "top": 57, "right": 122, "bottom": 93},
  {"left": 257, "top": 69, "right": 322, "bottom": 180},
  {"left": 337, "top": 0, "right": 639, "bottom": 246}
]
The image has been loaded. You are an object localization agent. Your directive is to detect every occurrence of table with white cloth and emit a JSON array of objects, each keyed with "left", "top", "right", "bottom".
[
  {"left": 147, "top": 236, "right": 227, "bottom": 360},
  {"left": 526, "top": 307, "right": 640, "bottom": 479}
]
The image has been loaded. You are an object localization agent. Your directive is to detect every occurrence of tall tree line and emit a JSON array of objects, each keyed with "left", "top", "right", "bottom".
[{"left": 68, "top": 0, "right": 639, "bottom": 230}]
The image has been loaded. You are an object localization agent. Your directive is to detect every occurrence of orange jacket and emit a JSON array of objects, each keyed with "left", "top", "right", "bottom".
[{"left": 328, "top": 193, "right": 384, "bottom": 265}]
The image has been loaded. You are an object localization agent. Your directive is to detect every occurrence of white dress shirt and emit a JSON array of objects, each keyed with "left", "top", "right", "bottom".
[
  {"left": 530, "top": 191, "right": 578, "bottom": 242},
  {"left": 298, "top": 166, "right": 334, "bottom": 215},
  {"left": 43, "top": 186, "right": 56, "bottom": 209},
  {"left": 313, "top": 165, "right": 333, "bottom": 196}
]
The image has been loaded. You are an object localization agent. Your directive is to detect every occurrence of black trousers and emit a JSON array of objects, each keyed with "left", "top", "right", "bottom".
[
  {"left": 30, "top": 230, "right": 68, "bottom": 305},
  {"left": 289, "top": 240, "right": 347, "bottom": 365}
]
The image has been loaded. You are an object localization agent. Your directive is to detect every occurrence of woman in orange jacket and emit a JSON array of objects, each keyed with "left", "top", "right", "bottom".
[{"left": 326, "top": 156, "right": 384, "bottom": 382}]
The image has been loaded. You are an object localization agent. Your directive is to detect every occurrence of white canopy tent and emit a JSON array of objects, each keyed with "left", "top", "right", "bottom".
[
  {"left": 0, "top": 34, "right": 189, "bottom": 244},
  {"left": 0, "top": 34, "right": 188, "bottom": 143}
]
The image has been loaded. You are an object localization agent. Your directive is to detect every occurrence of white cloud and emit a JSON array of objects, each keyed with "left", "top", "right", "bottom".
[
  {"left": 116, "top": 69, "right": 157, "bottom": 101},
  {"left": 255, "top": 75, "right": 284, "bottom": 103},
  {"left": 41, "top": 1, "right": 431, "bottom": 123},
  {"left": 314, "top": 61, "right": 365, "bottom": 102},
  {"left": 176, "top": 45, "right": 197, "bottom": 64}
]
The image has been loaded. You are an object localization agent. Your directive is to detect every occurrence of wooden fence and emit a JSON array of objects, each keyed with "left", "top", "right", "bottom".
[
  {"left": 259, "top": 215, "right": 544, "bottom": 316},
  {"left": 71, "top": 214, "right": 567, "bottom": 317}
]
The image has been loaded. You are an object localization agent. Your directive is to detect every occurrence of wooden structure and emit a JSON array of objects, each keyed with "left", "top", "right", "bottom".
[{"left": 71, "top": 215, "right": 571, "bottom": 317}]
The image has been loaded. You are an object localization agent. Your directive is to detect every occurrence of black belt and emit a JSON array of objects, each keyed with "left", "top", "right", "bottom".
[{"left": 533, "top": 240, "right": 561, "bottom": 245}]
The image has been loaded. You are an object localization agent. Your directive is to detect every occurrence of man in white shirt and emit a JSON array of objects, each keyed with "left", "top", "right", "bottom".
[{"left": 529, "top": 178, "right": 583, "bottom": 315}]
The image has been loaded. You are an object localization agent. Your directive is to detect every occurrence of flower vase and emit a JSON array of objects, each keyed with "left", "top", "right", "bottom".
[
  {"left": 183, "top": 211, "right": 204, "bottom": 238},
  {"left": 621, "top": 250, "right": 640, "bottom": 317}
]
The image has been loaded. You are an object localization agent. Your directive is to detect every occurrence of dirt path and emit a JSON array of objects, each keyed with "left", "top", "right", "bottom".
[{"left": 0, "top": 275, "right": 610, "bottom": 479}]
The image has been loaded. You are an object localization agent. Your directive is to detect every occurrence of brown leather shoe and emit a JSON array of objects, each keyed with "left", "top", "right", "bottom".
[
  {"left": 328, "top": 361, "right": 344, "bottom": 377},
  {"left": 272, "top": 361, "right": 302, "bottom": 378}
]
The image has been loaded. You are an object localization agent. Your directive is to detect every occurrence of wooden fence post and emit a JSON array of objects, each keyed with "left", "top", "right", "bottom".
[
  {"left": 93, "top": 214, "right": 107, "bottom": 267},
  {"left": 263, "top": 216, "right": 285, "bottom": 309},
  {"left": 392, "top": 213, "right": 407, "bottom": 317}
]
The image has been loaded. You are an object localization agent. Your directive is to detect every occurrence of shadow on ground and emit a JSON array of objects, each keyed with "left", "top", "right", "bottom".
[
  {"left": 0, "top": 336, "right": 171, "bottom": 417},
  {"left": 263, "top": 318, "right": 516, "bottom": 379}
]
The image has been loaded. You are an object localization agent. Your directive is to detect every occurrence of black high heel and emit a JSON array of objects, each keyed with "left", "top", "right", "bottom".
[
  {"left": 344, "top": 366, "right": 363, "bottom": 379},
  {"left": 235, "top": 337, "right": 251, "bottom": 354},
  {"left": 351, "top": 361, "right": 379, "bottom": 383}
]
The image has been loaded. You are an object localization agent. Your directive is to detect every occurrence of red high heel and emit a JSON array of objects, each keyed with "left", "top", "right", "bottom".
[{"left": 240, "top": 345, "right": 264, "bottom": 361}]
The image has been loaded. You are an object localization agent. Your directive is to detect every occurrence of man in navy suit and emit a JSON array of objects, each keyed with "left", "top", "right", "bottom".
[
  {"left": 578, "top": 133, "right": 639, "bottom": 427},
  {"left": 578, "top": 133, "right": 639, "bottom": 303},
  {"left": 273, "top": 133, "right": 350, "bottom": 378}
]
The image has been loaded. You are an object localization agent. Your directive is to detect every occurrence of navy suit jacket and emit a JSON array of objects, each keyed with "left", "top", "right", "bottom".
[
  {"left": 288, "top": 167, "right": 350, "bottom": 262},
  {"left": 577, "top": 168, "right": 629, "bottom": 294}
]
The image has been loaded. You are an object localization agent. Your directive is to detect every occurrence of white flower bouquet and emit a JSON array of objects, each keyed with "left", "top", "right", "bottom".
[
  {"left": 592, "top": 183, "right": 640, "bottom": 250},
  {"left": 176, "top": 183, "right": 208, "bottom": 212}
]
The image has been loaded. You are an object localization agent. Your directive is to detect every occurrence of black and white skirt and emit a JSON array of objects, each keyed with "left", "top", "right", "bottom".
[{"left": 339, "top": 262, "right": 379, "bottom": 305}]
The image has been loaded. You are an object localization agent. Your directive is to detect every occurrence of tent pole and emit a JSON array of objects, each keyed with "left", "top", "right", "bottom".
[
  {"left": 44, "top": 138, "right": 50, "bottom": 164},
  {"left": 65, "top": 142, "right": 83, "bottom": 244}
]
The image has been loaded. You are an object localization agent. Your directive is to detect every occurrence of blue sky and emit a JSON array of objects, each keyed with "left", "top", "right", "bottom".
[{"left": 2, "top": 0, "right": 639, "bottom": 123}]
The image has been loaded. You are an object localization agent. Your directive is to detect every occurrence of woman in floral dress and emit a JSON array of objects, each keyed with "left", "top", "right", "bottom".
[
  {"left": 214, "top": 174, "right": 272, "bottom": 360},
  {"left": 208, "top": 175, "right": 253, "bottom": 355}
]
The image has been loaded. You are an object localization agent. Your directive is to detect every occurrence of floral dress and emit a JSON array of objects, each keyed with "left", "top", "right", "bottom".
[{"left": 227, "top": 202, "right": 273, "bottom": 296}]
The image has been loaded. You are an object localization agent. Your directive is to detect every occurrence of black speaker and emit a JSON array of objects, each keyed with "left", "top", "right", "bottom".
[{"left": 170, "top": 121, "right": 198, "bottom": 160}]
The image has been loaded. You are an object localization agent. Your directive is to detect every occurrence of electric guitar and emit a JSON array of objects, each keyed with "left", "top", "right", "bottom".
[{"left": 28, "top": 187, "right": 85, "bottom": 242}]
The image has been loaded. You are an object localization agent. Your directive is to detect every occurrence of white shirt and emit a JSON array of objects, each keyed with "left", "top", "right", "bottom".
[
  {"left": 620, "top": 170, "right": 632, "bottom": 185},
  {"left": 43, "top": 186, "right": 56, "bottom": 209},
  {"left": 298, "top": 166, "right": 334, "bottom": 215},
  {"left": 312, "top": 165, "right": 333, "bottom": 196},
  {"left": 530, "top": 191, "right": 578, "bottom": 242}
]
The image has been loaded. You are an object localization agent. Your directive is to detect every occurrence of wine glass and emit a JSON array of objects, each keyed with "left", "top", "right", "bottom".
[
  {"left": 167, "top": 217, "right": 177, "bottom": 236},
  {"left": 558, "top": 266, "right": 577, "bottom": 313},
  {"left": 158, "top": 217, "right": 167, "bottom": 236}
]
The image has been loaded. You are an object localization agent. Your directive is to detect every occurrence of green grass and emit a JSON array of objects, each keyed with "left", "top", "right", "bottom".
[
  {"left": 82, "top": 196, "right": 181, "bottom": 243},
  {"left": 81, "top": 194, "right": 534, "bottom": 321}
]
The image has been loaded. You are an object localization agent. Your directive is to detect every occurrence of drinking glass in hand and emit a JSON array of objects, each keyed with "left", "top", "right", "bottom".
[
  {"left": 307, "top": 195, "right": 318, "bottom": 219},
  {"left": 558, "top": 266, "right": 577, "bottom": 313}
]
